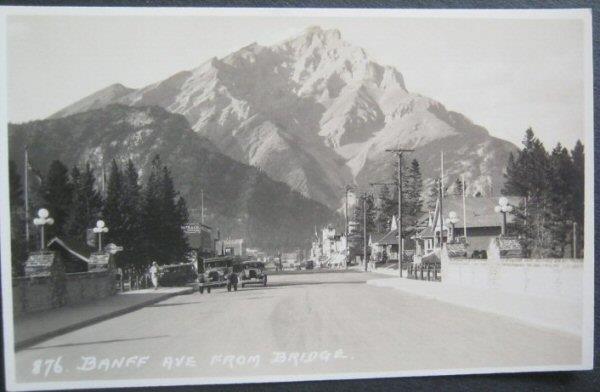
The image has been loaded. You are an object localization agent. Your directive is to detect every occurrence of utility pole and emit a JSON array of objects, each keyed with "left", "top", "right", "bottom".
[
  {"left": 345, "top": 185, "right": 353, "bottom": 268},
  {"left": 573, "top": 221, "right": 577, "bottom": 258},
  {"left": 462, "top": 174, "right": 467, "bottom": 242},
  {"left": 201, "top": 189, "right": 204, "bottom": 225},
  {"left": 385, "top": 148, "right": 414, "bottom": 277},
  {"left": 438, "top": 178, "right": 444, "bottom": 248},
  {"left": 24, "top": 147, "right": 30, "bottom": 248},
  {"left": 363, "top": 194, "right": 368, "bottom": 272}
]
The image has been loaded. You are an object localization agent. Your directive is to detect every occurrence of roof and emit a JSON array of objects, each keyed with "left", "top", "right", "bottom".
[
  {"left": 378, "top": 229, "right": 398, "bottom": 245},
  {"left": 369, "top": 232, "right": 387, "bottom": 244},
  {"left": 421, "top": 196, "right": 523, "bottom": 230},
  {"left": 47, "top": 237, "right": 91, "bottom": 263}
]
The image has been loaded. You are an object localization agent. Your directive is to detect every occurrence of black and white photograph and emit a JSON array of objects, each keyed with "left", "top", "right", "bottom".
[{"left": 0, "top": 6, "right": 594, "bottom": 391}]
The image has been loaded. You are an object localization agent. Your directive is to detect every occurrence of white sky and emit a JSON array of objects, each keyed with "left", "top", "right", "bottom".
[{"left": 7, "top": 13, "right": 587, "bottom": 149}]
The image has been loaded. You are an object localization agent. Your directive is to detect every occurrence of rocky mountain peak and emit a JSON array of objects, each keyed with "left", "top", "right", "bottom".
[{"left": 47, "top": 27, "right": 517, "bottom": 210}]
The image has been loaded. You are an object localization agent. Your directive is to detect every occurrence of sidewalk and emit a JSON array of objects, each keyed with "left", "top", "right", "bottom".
[
  {"left": 367, "top": 270, "right": 582, "bottom": 336},
  {"left": 14, "top": 286, "right": 194, "bottom": 350}
]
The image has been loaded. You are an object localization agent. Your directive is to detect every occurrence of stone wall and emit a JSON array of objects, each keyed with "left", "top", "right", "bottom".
[
  {"left": 12, "top": 270, "right": 116, "bottom": 318},
  {"left": 441, "top": 247, "right": 583, "bottom": 302}
]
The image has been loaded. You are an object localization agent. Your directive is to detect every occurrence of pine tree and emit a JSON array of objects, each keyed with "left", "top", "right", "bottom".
[
  {"left": 41, "top": 160, "right": 73, "bottom": 238},
  {"left": 544, "top": 143, "right": 576, "bottom": 257},
  {"left": 375, "top": 184, "right": 393, "bottom": 232},
  {"left": 160, "top": 164, "right": 189, "bottom": 264},
  {"left": 9, "top": 160, "right": 27, "bottom": 276},
  {"left": 503, "top": 128, "right": 551, "bottom": 257},
  {"left": 571, "top": 140, "right": 584, "bottom": 257},
  {"left": 120, "top": 160, "right": 144, "bottom": 271},
  {"left": 404, "top": 159, "right": 423, "bottom": 232},
  {"left": 103, "top": 160, "right": 126, "bottom": 266},
  {"left": 453, "top": 177, "right": 464, "bottom": 197},
  {"left": 66, "top": 163, "right": 102, "bottom": 244},
  {"left": 142, "top": 155, "right": 165, "bottom": 265}
]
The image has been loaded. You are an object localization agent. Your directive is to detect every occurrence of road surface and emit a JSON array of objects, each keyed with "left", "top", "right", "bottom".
[{"left": 14, "top": 271, "right": 581, "bottom": 384}]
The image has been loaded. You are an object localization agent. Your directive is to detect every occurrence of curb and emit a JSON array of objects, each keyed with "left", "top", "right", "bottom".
[{"left": 15, "top": 287, "right": 194, "bottom": 351}]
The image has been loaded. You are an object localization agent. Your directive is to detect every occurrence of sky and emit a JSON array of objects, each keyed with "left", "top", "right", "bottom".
[{"left": 6, "top": 12, "right": 588, "bottom": 149}]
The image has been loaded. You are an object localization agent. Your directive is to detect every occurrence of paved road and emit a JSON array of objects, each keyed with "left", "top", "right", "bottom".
[{"left": 15, "top": 271, "right": 581, "bottom": 384}]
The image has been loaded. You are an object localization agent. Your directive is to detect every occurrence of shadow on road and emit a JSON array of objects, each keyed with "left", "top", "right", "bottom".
[{"left": 22, "top": 335, "right": 170, "bottom": 351}]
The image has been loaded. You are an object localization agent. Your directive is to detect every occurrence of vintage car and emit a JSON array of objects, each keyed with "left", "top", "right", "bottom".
[
  {"left": 239, "top": 261, "right": 268, "bottom": 288},
  {"left": 198, "top": 255, "right": 246, "bottom": 293}
]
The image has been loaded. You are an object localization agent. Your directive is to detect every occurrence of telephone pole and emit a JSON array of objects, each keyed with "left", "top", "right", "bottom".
[
  {"left": 363, "top": 194, "right": 367, "bottom": 272},
  {"left": 385, "top": 148, "right": 414, "bottom": 277},
  {"left": 345, "top": 185, "right": 354, "bottom": 268}
]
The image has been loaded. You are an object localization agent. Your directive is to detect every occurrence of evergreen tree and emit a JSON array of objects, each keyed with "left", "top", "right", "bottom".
[
  {"left": 404, "top": 159, "right": 423, "bottom": 233},
  {"left": 159, "top": 165, "right": 189, "bottom": 264},
  {"left": 502, "top": 128, "right": 552, "bottom": 257},
  {"left": 66, "top": 163, "right": 102, "bottom": 244},
  {"left": 544, "top": 143, "right": 575, "bottom": 257},
  {"left": 103, "top": 160, "right": 127, "bottom": 266},
  {"left": 41, "top": 160, "right": 73, "bottom": 238},
  {"left": 453, "top": 177, "right": 464, "bottom": 197},
  {"left": 141, "top": 155, "right": 189, "bottom": 265},
  {"left": 9, "top": 160, "right": 27, "bottom": 276},
  {"left": 142, "top": 155, "right": 165, "bottom": 265},
  {"left": 571, "top": 141, "right": 584, "bottom": 257},
  {"left": 120, "top": 160, "right": 144, "bottom": 271},
  {"left": 375, "top": 184, "right": 393, "bottom": 232}
]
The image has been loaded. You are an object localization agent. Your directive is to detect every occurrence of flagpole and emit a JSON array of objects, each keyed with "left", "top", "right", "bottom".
[{"left": 24, "top": 147, "right": 30, "bottom": 247}]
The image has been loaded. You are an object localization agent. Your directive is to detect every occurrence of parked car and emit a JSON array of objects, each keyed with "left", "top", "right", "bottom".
[
  {"left": 198, "top": 255, "right": 246, "bottom": 293},
  {"left": 240, "top": 261, "right": 268, "bottom": 287}
]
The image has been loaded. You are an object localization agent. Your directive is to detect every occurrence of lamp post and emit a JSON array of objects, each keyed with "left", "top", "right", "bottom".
[
  {"left": 93, "top": 220, "right": 109, "bottom": 253},
  {"left": 33, "top": 208, "right": 54, "bottom": 251},
  {"left": 447, "top": 211, "right": 459, "bottom": 243},
  {"left": 494, "top": 197, "right": 514, "bottom": 236}
]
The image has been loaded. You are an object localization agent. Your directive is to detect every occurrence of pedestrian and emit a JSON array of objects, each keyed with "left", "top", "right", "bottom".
[{"left": 150, "top": 261, "right": 159, "bottom": 290}]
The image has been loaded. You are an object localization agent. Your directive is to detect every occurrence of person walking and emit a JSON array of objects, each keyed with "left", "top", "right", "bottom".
[{"left": 150, "top": 261, "right": 159, "bottom": 290}]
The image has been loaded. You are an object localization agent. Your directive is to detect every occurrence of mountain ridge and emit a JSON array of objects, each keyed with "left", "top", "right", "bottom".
[
  {"left": 49, "top": 26, "right": 518, "bottom": 210},
  {"left": 11, "top": 104, "right": 339, "bottom": 250}
]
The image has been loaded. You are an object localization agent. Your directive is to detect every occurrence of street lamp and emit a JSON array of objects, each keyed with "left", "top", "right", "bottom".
[
  {"left": 447, "top": 211, "right": 459, "bottom": 243},
  {"left": 93, "top": 220, "right": 109, "bottom": 253},
  {"left": 33, "top": 208, "right": 54, "bottom": 251},
  {"left": 494, "top": 197, "right": 514, "bottom": 236}
]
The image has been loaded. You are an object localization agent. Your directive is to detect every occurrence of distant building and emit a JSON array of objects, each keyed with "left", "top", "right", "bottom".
[
  {"left": 215, "top": 238, "right": 246, "bottom": 256},
  {"left": 414, "top": 196, "right": 522, "bottom": 258},
  {"left": 182, "top": 222, "right": 214, "bottom": 258}
]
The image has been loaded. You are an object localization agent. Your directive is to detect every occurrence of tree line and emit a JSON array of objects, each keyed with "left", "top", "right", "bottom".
[
  {"left": 503, "top": 128, "right": 584, "bottom": 258},
  {"left": 9, "top": 154, "right": 189, "bottom": 276},
  {"left": 350, "top": 157, "right": 423, "bottom": 256}
]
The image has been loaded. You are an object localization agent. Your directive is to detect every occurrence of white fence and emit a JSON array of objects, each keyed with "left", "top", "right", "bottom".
[{"left": 441, "top": 250, "right": 583, "bottom": 302}]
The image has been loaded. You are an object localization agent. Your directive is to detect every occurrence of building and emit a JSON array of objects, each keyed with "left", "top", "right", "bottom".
[
  {"left": 309, "top": 225, "right": 347, "bottom": 268},
  {"left": 182, "top": 222, "right": 214, "bottom": 258},
  {"left": 215, "top": 238, "right": 246, "bottom": 257},
  {"left": 414, "top": 196, "right": 522, "bottom": 259}
]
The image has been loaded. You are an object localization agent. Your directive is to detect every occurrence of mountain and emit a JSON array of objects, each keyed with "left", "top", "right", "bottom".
[
  {"left": 9, "top": 105, "right": 338, "bottom": 250},
  {"left": 50, "top": 26, "right": 518, "bottom": 210}
]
